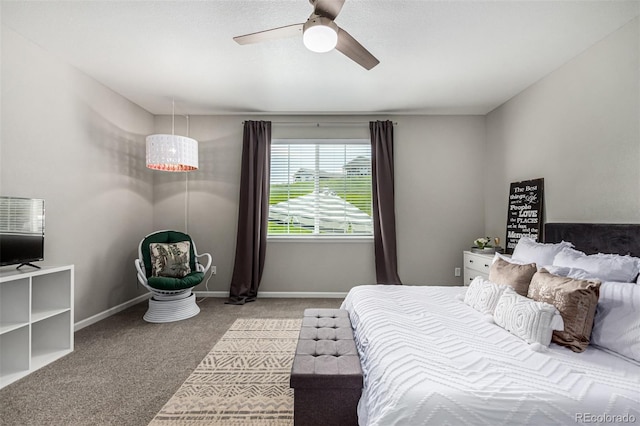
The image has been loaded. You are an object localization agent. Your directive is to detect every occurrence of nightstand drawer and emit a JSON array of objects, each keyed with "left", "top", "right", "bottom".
[
  {"left": 464, "top": 252, "right": 492, "bottom": 274},
  {"left": 463, "top": 251, "right": 494, "bottom": 286}
]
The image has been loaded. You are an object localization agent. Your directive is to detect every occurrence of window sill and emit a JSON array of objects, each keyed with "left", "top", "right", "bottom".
[{"left": 267, "top": 235, "right": 374, "bottom": 243}]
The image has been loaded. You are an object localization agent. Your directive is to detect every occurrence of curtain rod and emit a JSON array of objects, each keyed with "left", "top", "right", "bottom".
[{"left": 241, "top": 121, "right": 398, "bottom": 127}]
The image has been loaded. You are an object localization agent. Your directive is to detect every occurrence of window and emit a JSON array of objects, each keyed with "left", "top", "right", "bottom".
[{"left": 269, "top": 139, "right": 372, "bottom": 237}]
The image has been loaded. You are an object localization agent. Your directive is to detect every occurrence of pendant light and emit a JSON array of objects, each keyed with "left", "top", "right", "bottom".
[{"left": 146, "top": 100, "right": 198, "bottom": 172}]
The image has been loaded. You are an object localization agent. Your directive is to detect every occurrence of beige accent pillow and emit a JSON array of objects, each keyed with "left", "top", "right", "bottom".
[
  {"left": 488, "top": 257, "right": 536, "bottom": 296},
  {"left": 527, "top": 269, "right": 601, "bottom": 353}
]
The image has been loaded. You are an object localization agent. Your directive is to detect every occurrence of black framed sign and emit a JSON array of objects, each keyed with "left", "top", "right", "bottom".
[{"left": 505, "top": 178, "right": 544, "bottom": 254}]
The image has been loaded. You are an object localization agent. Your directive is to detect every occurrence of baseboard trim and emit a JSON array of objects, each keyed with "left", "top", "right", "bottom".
[
  {"left": 194, "top": 291, "right": 347, "bottom": 299},
  {"left": 194, "top": 291, "right": 228, "bottom": 298},
  {"left": 74, "top": 290, "right": 347, "bottom": 331},
  {"left": 74, "top": 293, "right": 150, "bottom": 331}
]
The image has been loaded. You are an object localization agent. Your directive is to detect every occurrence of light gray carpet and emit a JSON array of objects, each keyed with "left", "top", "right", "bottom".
[{"left": 0, "top": 297, "right": 342, "bottom": 426}]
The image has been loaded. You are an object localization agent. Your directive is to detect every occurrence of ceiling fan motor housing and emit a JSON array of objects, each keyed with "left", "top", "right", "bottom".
[{"left": 303, "top": 16, "right": 339, "bottom": 53}]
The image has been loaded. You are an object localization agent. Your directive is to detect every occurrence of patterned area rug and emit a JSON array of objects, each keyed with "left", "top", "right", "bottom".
[{"left": 148, "top": 318, "right": 302, "bottom": 426}]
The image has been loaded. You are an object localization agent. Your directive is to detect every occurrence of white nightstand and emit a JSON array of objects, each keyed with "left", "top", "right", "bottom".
[{"left": 462, "top": 251, "right": 495, "bottom": 286}]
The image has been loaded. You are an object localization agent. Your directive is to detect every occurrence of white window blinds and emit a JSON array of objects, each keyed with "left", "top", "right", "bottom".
[{"left": 269, "top": 139, "right": 373, "bottom": 236}]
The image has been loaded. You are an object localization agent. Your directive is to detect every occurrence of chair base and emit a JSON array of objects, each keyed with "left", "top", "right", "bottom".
[{"left": 143, "top": 292, "right": 200, "bottom": 323}]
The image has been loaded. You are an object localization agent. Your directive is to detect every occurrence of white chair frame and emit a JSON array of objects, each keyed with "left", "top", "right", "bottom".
[{"left": 134, "top": 230, "right": 212, "bottom": 323}]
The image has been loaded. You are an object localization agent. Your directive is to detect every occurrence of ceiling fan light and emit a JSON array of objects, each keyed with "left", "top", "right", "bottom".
[{"left": 303, "top": 19, "right": 338, "bottom": 53}]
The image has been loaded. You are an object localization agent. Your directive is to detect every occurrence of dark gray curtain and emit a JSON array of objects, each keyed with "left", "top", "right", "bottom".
[
  {"left": 227, "top": 120, "right": 271, "bottom": 304},
  {"left": 370, "top": 120, "right": 402, "bottom": 285}
]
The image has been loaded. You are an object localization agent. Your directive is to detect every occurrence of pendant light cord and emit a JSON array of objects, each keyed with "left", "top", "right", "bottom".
[
  {"left": 185, "top": 173, "right": 189, "bottom": 234},
  {"left": 171, "top": 99, "right": 175, "bottom": 135},
  {"left": 184, "top": 114, "right": 190, "bottom": 234}
]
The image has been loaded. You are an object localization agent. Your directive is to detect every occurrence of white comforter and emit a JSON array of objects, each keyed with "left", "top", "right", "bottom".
[{"left": 341, "top": 285, "right": 640, "bottom": 426}]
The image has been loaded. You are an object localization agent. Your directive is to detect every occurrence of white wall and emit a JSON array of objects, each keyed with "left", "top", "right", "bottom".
[
  {"left": 485, "top": 18, "right": 640, "bottom": 239},
  {"left": 396, "top": 116, "right": 486, "bottom": 285},
  {"left": 152, "top": 114, "right": 486, "bottom": 294},
  {"left": 1, "top": 28, "right": 155, "bottom": 321}
]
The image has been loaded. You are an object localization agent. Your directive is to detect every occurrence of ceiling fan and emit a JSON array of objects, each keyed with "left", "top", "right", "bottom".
[{"left": 233, "top": 0, "right": 379, "bottom": 70}]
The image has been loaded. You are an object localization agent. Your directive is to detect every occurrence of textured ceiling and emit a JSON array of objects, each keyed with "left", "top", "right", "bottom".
[{"left": 2, "top": 0, "right": 639, "bottom": 115}]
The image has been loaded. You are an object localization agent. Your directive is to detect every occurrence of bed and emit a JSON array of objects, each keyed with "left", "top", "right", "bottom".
[{"left": 341, "top": 223, "right": 640, "bottom": 425}]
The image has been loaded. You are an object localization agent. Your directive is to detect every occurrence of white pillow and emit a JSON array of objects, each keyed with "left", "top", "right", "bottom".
[
  {"left": 543, "top": 265, "right": 598, "bottom": 280},
  {"left": 463, "top": 276, "right": 508, "bottom": 315},
  {"left": 552, "top": 247, "right": 640, "bottom": 283},
  {"left": 591, "top": 281, "right": 640, "bottom": 362},
  {"left": 511, "top": 237, "right": 573, "bottom": 266},
  {"left": 493, "top": 287, "right": 564, "bottom": 348},
  {"left": 492, "top": 252, "right": 530, "bottom": 266}
]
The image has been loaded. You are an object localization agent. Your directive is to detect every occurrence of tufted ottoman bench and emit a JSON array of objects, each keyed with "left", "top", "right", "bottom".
[{"left": 290, "top": 308, "right": 363, "bottom": 426}]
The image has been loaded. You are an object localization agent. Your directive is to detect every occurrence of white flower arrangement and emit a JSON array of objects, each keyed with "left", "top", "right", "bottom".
[{"left": 473, "top": 237, "right": 492, "bottom": 249}]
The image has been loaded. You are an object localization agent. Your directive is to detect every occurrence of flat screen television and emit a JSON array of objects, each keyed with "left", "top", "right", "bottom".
[{"left": 0, "top": 196, "right": 45, "bottom": 269}]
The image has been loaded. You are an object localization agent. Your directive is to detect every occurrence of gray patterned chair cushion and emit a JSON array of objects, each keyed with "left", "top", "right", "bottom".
[{"left": 149, "top": 241, "right": 191, "bottom": 278}]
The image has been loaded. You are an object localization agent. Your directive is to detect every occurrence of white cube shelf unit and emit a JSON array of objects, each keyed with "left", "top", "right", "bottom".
[{"left": 0, "top": 265, "right": 74, "bottom": 389}]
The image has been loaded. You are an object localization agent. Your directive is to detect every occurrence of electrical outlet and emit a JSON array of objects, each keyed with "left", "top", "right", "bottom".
[
  {"left": 212, "top": 266, "right": 217, "bottom": 275},
  {"left": 454, "top": 267, "right": 461, "bottom": 277}
]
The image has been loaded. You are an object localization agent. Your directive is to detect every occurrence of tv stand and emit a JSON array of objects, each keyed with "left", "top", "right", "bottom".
[
  {"left": 0, "top": 265, "right": 74, "bottom": 389},
  {"left": 16, "top": 262, "right": 41, "bottom": 270}
]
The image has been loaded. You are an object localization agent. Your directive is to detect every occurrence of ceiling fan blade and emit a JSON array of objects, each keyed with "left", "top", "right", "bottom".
[
  {"left": 234, "top": 23, "right": 304, "bottom": 45},
  {"left": 310, "top": 0, "right": 345, "bottom": 20},
  {"left": 335, "top": 27, "right": 380, "bottom": 70}
]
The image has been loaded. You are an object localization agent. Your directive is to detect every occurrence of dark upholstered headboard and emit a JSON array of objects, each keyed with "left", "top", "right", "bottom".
[{"left": 544, "top": 223, "right": 640, "bottom": 257}]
